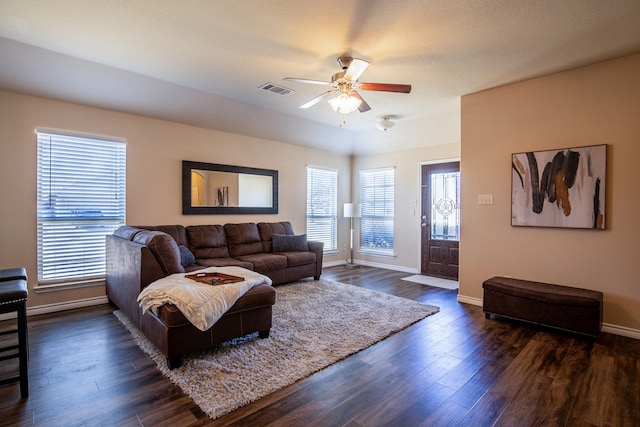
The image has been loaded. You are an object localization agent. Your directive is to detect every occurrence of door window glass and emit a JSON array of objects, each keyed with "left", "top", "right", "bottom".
[{"left": 430, "top": 171, "right": 460, "bottom": 240}]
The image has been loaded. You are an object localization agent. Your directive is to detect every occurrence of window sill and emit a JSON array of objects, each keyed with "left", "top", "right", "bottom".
[
  {"left": 34, "top": 277, "right": 106, "bottom": 294},
  {"left": 357, "top": 250, "right": 396, "bottom": 258}
]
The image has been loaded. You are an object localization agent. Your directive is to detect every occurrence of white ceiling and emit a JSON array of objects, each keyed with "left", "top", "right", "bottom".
[{"left": 1, "top": 0, "right": 640, "bottom": 155}]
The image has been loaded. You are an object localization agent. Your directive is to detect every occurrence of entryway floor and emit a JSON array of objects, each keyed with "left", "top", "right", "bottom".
[{"left": 401, "top": 274, "right": 459, "bottom": 290}]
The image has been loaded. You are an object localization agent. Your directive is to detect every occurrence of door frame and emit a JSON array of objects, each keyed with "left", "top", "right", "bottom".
[{"left": 416, "top": 158, "right": 460, "bottom": 273}]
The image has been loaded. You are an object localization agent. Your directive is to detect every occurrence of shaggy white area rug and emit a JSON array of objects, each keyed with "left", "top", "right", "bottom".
[
  {"left": 401, "top": 274, "right": 459, "bottom": 290},
  {"left": 115, "top": 279, "right": 439, "bottom": 420}
]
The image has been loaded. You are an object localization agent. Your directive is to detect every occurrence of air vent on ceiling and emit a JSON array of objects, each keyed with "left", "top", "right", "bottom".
[{"left": 259, "top": 82, "right": 294, "bottom": 96}]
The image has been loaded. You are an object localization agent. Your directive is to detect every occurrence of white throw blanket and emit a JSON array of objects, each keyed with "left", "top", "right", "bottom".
[{"left": 137, "top": 266, "right": 272, "bottom": 331}]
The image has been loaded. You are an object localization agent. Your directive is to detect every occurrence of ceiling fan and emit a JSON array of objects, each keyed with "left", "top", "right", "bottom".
[{"left": 284, "top": 56, "right": 411, "bottom": 114}]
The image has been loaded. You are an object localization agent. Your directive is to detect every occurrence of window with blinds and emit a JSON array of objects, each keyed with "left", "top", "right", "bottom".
[
  {"left": 306, "top": 166, "right": 337, "bottom": 252},
  {"left": 359, "top": 167, "right": 395, "bottom": 255},
  {"left": 37, "top": 131, "right": 126, "bottom": 287}
]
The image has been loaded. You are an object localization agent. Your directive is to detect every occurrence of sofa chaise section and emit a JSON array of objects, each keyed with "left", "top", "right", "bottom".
[{"left": 106, "top": 221, "right": 322, "bottom": 368}]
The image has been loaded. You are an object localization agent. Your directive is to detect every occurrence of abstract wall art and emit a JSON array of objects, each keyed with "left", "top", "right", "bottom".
[{"left": 511, "top": 144, "right": 606, "bottom": 229}]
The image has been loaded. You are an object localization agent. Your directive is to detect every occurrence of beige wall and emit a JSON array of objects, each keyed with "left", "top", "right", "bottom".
[
  {"left": 460, "top": 54, "right": 640, "bottom": 332},
  {"left": 352, "top": 143, "right": 460, "bottom": 271},
  {"left": 8, "top": 52, "right": 636, "bottom": 334},
  {"left": 0, "top": 90, "right": 350, "bottom": 309}
]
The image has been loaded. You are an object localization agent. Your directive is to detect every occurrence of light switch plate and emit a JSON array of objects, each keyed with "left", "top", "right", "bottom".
[{"left": 478, "top": 194, "right": 494, "bottom": 205}]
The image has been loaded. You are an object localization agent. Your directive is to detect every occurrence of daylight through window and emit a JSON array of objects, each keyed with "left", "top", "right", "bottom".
[
  {"left": 359, "top": 167, "right": 395, "bottom": 255},
  {"left": 37, "top": 131, "right": 126, "bottom": 287},
  {"left": 306, "top": 166, "right": 337, "bottom": 252}
]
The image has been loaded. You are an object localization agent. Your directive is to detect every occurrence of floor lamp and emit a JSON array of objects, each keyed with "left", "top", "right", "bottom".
[{"left": 344, "top": 203, "right": 361, "bottom": 268}]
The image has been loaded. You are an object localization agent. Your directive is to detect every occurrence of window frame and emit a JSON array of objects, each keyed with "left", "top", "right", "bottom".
[
  {"left": 36, "top": 130, "right": 126, "bottom": 292},
  {"left": 359, "top": 167, "right": 395, "bottom": 256}
]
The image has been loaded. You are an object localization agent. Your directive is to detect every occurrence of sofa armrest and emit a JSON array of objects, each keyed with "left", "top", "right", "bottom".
[
  {"left": 307, "top": 240, "right": 324, "bottom": 279},
  {"left": 132, "top": 230, "right": 184, "bottom": 275},
  {"left": 106, "top": 235, "right": 166, "bottom": 327}
]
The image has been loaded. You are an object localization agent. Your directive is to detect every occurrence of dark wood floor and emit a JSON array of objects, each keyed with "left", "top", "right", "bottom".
[{"left": 1, "top": 266, "right": 638, "bottom": 426}]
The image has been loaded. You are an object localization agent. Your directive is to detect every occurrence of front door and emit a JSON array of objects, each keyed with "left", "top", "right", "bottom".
[{"left": 421, "top": 162, "right": 460, "bottom": 280}]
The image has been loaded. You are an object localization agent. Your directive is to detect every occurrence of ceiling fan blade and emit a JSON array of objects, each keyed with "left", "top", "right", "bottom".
[
  {"left": 344, "top": 58, "right": 370, "bottom": 81},
  {"left": 350, "top": 91, "right": 371, "bottom": 113},
  {"left": 360, "top": 83, "right": 412, "bottom": 93},
  {"left": 284, "top": 77, "right": 332, "bottom": 86},
  {"left": 300, "top": 90, "right": 335, "bottom": 109}
]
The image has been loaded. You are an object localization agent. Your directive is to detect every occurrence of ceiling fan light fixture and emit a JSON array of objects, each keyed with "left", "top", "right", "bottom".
[
  {"left": 376, "top": 117, "right": 395, "bottom": 131},
  {"left": 328, "top": 93, "right": 362, "bottom": 114},
  {"left": 285, "top": 56, "right": 411, "bottom": 115}
]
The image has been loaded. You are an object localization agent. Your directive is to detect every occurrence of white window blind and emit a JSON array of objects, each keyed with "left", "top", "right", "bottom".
[
  {"left": 37, "top": 131, "right": 126, "bottom": 286},
  {"left": 306, "top": 166, "right": 337, "bottom": 252},
  {"left": 359, "top": 167, "right": 395, "bottom": 255}
]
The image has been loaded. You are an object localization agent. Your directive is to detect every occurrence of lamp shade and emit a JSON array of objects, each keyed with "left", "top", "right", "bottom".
[
  {"left": 344, "top": 203, "right": 361, "bottom": 218},
  {"left": 328, "top": 93, "right": 362, "bottom": 114}
]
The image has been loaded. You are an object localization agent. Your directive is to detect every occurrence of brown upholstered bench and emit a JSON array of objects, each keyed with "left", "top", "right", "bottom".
[{"left": 482, "top": 276, "right": 603, "bottom": 338}]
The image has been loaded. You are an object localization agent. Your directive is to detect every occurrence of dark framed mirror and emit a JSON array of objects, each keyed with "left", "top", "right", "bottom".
[{"left": 182, "top": 160, "right": 278, "bottom": 214}]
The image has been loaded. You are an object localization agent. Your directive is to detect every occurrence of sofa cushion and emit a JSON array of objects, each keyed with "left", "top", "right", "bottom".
[
  {"left": 272, "top": 233, "right": 308, "bottom": 252},
  {"left": 277, "top": 251, "right": 316, "bottom": 267},
  {"left": 224, "top": 223, "right": 264, "bottom": 257},
  {"left": 156, "top": 303, "right": 191, "bottom": 327},
  {"left": 229, "top": 283, "right": 276, "bottom": 312},
  {"left": 184, "top": 264, "right": 206, "bottom": 273},
  {"left": 136, "top": 225, "right": 188, "bottom": 246},
  {"left": 156, "top": 283, "right": 276, "bottom": 328},
  {"left": 258, "top": 221, "right": 295, "bottom": 252},
  {"left": 186, "top": 225, "right": 231, "bottom": 259},
  {"left": 235, "top": 253, "right": 287, "bottom": 273},
  {"left": 196, "top": 257, "right": 254, "bottom": 270},
  {"left": 178, "top": 245, "right": 196, "bottom": 267},
  {"left": 132, "top": 230, "right": 185, "bottom": 275}
]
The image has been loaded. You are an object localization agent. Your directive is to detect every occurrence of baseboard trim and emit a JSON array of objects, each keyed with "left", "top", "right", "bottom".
[
  {"left": 0, "top": 296, "right": 110, "bottom": 321},
  {"left": 323, "top": 260, "right": 418, "bottom": 274},
  {"left": 456, "top": 293, "right": 640, "bottom": 340},
  {"left": 457, "top": 294, "right": 483, "bottom": 306},
  {"left": 602, "top": 323, "right": 640, "bottom": 340},
  {"left": 323, "top": 260, "right": 347, "bottom": 268},
  {"left": 350, "top": 260, "right": 418, "bottom": 274}
]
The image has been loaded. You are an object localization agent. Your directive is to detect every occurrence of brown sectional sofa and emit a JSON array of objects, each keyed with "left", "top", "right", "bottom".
[{"left": 106, "top": 221, "right": 323, "bottom": 368}]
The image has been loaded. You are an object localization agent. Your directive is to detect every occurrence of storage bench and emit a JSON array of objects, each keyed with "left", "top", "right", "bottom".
[{"left": 482, "top": 276, "right": 603, "bottom": 337}]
